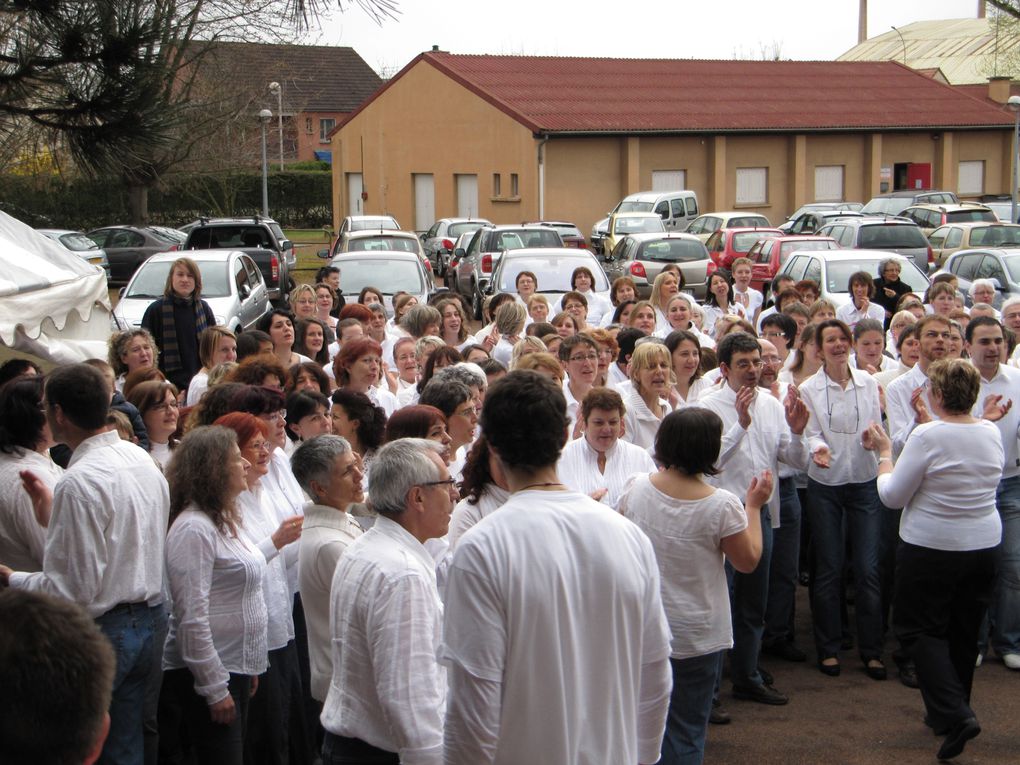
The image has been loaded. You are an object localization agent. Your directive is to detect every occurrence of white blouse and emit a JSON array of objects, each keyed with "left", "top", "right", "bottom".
[
  {"left": 237, "top": 485, "right": 294, "bottom": 650},
  {"left": 0, "top": 449, "right": 62, "bottom": 572},
  {"left": 163, "top": 509, "right": 268, "bottom": 704},
  {"left": 261, "top": 449, "right": 306, "bottom": 596},
  {"left": 558, "top": 436, "right": 657, "bottom": 510},
  {"left": 448, "top": 486, "right": 511, "bottom": 550},
  {"left": 621, "top": 387, "right": 671, "bottom": 451}
]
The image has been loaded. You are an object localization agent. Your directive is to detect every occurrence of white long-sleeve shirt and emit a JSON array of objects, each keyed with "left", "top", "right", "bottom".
[
  {"left": 973, "top": 364, "right": 1020, "bottom": 481},
  {"left": 835, "top": 300, "right": 885, "bottom": 330},
  {"left": 698, "top": 385, "right": 808, "bottom": 524},
  {"left": 877, "top": 420, "right": 1003, "bottom": 551},
  {"left": 321, "top": 515, "right": 445, "bottom": 765},
  {"left": 163, "top": 509, "right": 269, "bottom": 703},
  {"left": 0, "top": 449, "right": 62, "bottom": 572},
  {"left": 9, "top": 431, "right": 168, "bottom": 617},
  {"left": 621, "top": 387, "right": 671, "bottom": 451},
  {"left": 440, "top": 489, "right": 672, "bottom": 765},
  {"left": 262, "top": 449, "right": 305, "bottom": 595},
  {"left": 237, "top": 485, "right": 294, "bottom": 650},
  {"left": 558, "top": 436, "right": 657, "bottom": 509},
  {"left": 885, "top": 363, "right": 936, "bottom": 457}
]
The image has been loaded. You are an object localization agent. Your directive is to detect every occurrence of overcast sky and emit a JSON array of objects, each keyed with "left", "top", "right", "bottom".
[{"left": 303, "top": 0, "right": 988, "bottom": 77}]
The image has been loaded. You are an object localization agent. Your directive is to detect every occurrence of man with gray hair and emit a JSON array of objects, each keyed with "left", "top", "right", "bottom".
[
  {"left": 319, "top": 438, "right": 456, "bottom": 765},
  {"left": 291, "top": 435, "right": 365, "bottom": 704}
]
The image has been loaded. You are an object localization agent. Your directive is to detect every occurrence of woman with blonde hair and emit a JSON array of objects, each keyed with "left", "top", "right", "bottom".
[
  {"left": 628, "top": 300, "right": 659, "bottom": 336},
  {"left": 290, "top": 283, "right": 318, "bottom": 322},
  {"left": 492, "top": 301, "right": 529, "bottom": 366},
  {"left": 527, "top": 294, "right": 550, "bottom": 324},
  {"left": 551, "top": 311, "right": 580, "bottom": 338},
  {"left": 109, "top": 328, "right": 159, "bottom": 392},
  {"left": 621, "top": 340, "right": 674, "bottom": 449},
  {"left": 780, "top": 323, "right": 822, "bottom": 388},
  {"left": 650, "top": 270, "right": 681, "bottom": 332},
  {"left": 509, "top": 335, "right": 547, "bottom": 370},
  {"left": 514, "top": 351, "right": 565, "bottom": 385},
  {"left": 186, "top": 326, "right": 237, "bottom": 406}
]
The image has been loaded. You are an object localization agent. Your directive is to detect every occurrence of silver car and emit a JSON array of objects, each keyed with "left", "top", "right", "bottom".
[
  {"left": 328, "top": 250, "right": 434, "bottom": 317},
  {"left": 112, "top": 250, "right": 270, "bottom": 332},
  {"left": 604, "top": 233, "right": 711, "bottom": 300},
  {"left": 777, "top": 250, "right": 929, "bottom": 310},
  {"left": 421, "top": 217, "right": 491, "bottom": 275},
  {"left": 37, "top": 228, "right": 110, "bottom": 278},
  {"left": 485, "top": 247, "right": 611, "bottom": 312}
]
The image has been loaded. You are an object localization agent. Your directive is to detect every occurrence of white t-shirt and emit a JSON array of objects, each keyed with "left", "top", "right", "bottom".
[
  {"left": 620, "top": 475, "right": 747, "bottom": 658},
  {"left": 558, "top": 436, "right": 657, "bottom": 510}
]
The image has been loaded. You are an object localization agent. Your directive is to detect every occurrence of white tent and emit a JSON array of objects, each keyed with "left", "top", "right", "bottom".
[{"left": 0, "top": 209, "right": 112, "bottom": 365}]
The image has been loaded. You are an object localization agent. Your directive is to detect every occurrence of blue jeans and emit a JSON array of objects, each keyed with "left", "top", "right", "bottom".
[
  {"left": 807, "top": 478, "right": 884, "bottom": 660},
  {"left": 95, "top": 603, "right": 161, "bottom": 765},
  {"left": 991, "top": 475, "right": 1020, "bottom": 656},
  {"left": 726, "top": 505, "right": 773, "bottom": 688},
  {"left": 661, "top": 652, "right": 724, "bottom": 765},
  {"left": 764, "top": 477, "right": 801, "bottom": 646}
]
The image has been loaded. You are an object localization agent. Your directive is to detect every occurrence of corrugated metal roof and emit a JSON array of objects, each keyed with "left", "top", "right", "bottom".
[
  {"left": 411, "top": 53, "right": 1012, "bottom": 134},
  {"left": 837, "top": 18, "right": 1016, "bottom": 85}
]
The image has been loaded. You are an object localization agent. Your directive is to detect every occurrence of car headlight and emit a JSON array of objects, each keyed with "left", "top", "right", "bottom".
[{"left": 214, "top": 315, "right": 226, "bottom": 325}]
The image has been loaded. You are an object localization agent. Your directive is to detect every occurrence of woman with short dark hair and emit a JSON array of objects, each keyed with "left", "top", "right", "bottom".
[
  {"left": 836, "top": 271, "right": 885, "bottom": 330},
  {"left": 127, "top": 380, "right": 181, "bottom": 470}
]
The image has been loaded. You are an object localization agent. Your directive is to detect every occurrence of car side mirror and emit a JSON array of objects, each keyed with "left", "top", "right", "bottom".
[
  {"left": 281, "top": 240, "right": 292, "bottom": 251},
  {"left": 239, "top": 283, "right": 251, "bottom": 298},
  {"left": 317, "top": 248, "right": 330, "bottom": 259},
  {"left": 990, "top": 277, "right": 1004, "bottom": 290},
  {"left": 454, "top": 247, "right": 465, "bottom": 258}
]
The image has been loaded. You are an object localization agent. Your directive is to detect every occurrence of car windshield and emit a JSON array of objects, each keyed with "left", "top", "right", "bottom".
[
  {"left": 859, "top": 224, "right": 928, "bottom": 248},
  {"left": 188, "top": 226, "right": 270, "bottom": 249},
  {"left": 614, "top": 216, "right": 665, "bottom": 235},
  {"left": 636, "top": 239, "right": 708, "bottom": 263},
  {"left": 126, "top": 260, "right": 230, "bottom": 299},
  {"left": 448, "top": 221, "right": 485, "bottom": 238},
  {"left": 548, "top": 224, "right": 583, "bottom": 238},
  {"left": 149, "top": 227, "right": 186, "bottom": 244},
  {"left": 336, "top": 259, "right": 425, "bottom": 296},
  {"left": 782, "top": 240, "right": 839, "bottom": 255},
  {"left": 731, "top": 232, "right": 770, "bottom": 252},
  {"left": 861, "top": 198, "right": 910, "bottom": 216},
  {"left": 487, "top": 229, "right": 561, "bottom": 250},
  {"left": 826, "top": 260, "right": 928, "bottom": 295},
  {"left": 729, "top": 216, "right": 770, "bottom": 228},
  {"left": 970, "top": 225, "right": 1020, "bottom": 247},
  {"left": 497, "top": 257, "right": 609, "bottom": 293},
  {"left": 58, "top": 233, "right": 99, "bottom": 252},
  {"left": 351, "top": 218, "right": 398, "bottom": 231},
  {"left": 945, "top": 209, "right": 997, "bottom": 224},
  {"left": 617, "top": 201, "right": 654, "bottom": 213},
  {"left": 347, "top": 236, "right": 419, "bottom": 253}
]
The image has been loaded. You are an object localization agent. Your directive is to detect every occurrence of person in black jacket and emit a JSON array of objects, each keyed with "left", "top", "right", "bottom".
[{"left": 873, "top": 258, "right": 915, "bottom": 329}]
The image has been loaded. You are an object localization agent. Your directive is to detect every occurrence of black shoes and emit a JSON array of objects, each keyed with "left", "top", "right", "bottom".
[
  {"left": 864, "top": 659, "right": 887, "bottom": 681},
  {"left": 898, "top": 662, "right": 919, "bottom": 689},
  {"left": 937, "top": 717, "right": 981, "bottom": 760},
  {"left": 709, "top": 699, "right": 731, "bottom": 725},
  {"left": 732, "top": 683, "right": 789, "bottom": 705},
  {"left": 762, "top": 641, "right": 807, "bottom": 662},
  {"left": 924, "top": 714, "right": 950, "bottom": 737},
  {"left": 818, "top": 658, "right": 841, "bottom": 677}
]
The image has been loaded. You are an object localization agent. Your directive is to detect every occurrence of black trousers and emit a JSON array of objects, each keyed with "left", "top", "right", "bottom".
[
  {"left": 321, "top": 732, "right": 399, "bottom": 765},
  {"left": 893, "top": 541, "right": 998, "bottom": 729},
  {"left": 245, "top": 640, "right": 302, "bottom": 765},
  {"left": 158, "top": 668, "right": 252, "bottom": 765}
]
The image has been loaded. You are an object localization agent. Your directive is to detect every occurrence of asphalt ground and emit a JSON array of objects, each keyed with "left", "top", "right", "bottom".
[{"left": 706, "top": 585, "right": 1019, "bottom": 765}]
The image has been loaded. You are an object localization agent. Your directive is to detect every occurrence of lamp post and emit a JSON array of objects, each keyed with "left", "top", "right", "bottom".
[
  {"left": 269, "top": 81, "right": 284, "bottom": 171},
  {"left": 1009, "top": 96, "right": 1020, "bottom": 224},
  {"left": 259, "top": 108, "right": 272, "bottom": 217}
]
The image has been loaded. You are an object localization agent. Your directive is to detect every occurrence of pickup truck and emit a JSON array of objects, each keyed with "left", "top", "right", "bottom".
[{"left": 183, "top": 217, "right": 294, "bottom": 304}]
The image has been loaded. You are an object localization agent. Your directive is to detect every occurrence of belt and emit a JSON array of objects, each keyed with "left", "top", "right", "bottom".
[{"left": 101, "top": 600, "right": 152, "bottom": 617}]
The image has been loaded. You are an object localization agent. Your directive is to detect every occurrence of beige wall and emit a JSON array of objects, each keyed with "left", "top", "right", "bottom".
[{"left": 330, "top": 60, "right": 1012, "bottom": 237}]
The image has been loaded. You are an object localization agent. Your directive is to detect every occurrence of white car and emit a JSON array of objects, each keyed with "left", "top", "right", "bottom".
[
  {"left": 113, "top": 249, "right": 270, "bottom": 331},
  {"left": 776, "top": 249, "right": 929, "bottom": 309},
  {"left": 328, "top": 251, "right": 434, "bottom": 317},
  {"left": 486, "top": 247, "right": 611, "bottom": 311}
]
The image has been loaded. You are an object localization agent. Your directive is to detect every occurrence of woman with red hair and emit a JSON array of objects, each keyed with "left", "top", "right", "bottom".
[{"left": 333, "top": 338, "right": 398, "bottom": 417}]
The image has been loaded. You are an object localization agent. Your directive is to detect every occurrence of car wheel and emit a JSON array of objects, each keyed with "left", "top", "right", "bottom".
[{"left": 471, "top": 285, "right": 483, "bottom": 320}]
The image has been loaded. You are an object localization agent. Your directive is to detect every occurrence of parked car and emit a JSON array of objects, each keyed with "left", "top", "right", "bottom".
[
  {"left": 444, "top": 231, "right": 476, "bottom": 290},
  {"left": 328, "top": 250, "right": 434, "bottom": 317},
  {"left": 183, "top": 217, "right": 294, "bottom": 303},
  {"left": 927, "top": 222, "right": 1020, "bottom": 266},
  {"left": 604, "top": 233, "right": 711, "bottom": 300},
  {"left": 602, "top": 212, "right": 665, "bottom": 260},
  {"left": 523, "top": 221, "right": 586, "bottom": 249},
  {"left": 981, "top": 200, "right": 1020, "bottom": 224},
  {"left": 816, "top": 217, "right": 933, "bottom": 273},
  {"left": 704, "top": 226, "right": 784, "bottom": 273},
  {"left": 746, "top": 235, "right": 839, "bottom": 295},
  {"left": 777, "top": 250, "right": 929, "bottom": 309},
  {"left": 86, "top": 225, "right": 185, "bottom": 286},
  {"left": 860, "top": 189, "right": 959, "bottom": 216},
  {"left": 452, "top": 224, "right": 563, "bottom": 318},
  {"left": 685, "top": 211, "right": 771, "bottom": 242},
  {"left": 783, "top": 209, "right": 864, "bottom": 235},
  {"left": 330, "top": 229, "right": 430, "bottom": 273},
  {"left": 337, "top": 215, "right": 400, "bottom": 237},
  {"left": 112, "top": 250, "right": 271, "bottom": 332},
  {"left": 591, "top": 190, "right": 700, "bottom": 254},
  {"left": 937, "top": 249, "right": 1020, "bottom": 307},
  {"left": 36, "top": 229, "right": 110, "bottom": 278},
  {"left": 485, "top": 247, "right": 611, "bottom": 312},
  {"left": 421, "top": 217, "right": 491, "bottom": 275},
  {"left": 899, "top": 203, "right": 997, "bottom": 236},
  {"left": 778, "top": 202, "right": 863, "bottom": 232}
]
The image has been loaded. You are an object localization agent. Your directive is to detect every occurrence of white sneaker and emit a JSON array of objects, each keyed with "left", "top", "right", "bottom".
[
  {"left": 1003, "top": 653, "right": 1020, "bottom": 670},
  {"left": 975, "top": 653, "right": 983, "bottom": 668}
]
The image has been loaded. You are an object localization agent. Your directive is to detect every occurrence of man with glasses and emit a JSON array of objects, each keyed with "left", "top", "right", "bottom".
[
  {"left": 320, "top": 438, "right": 455, "bottom": 765},
  {"left": 759, "top": 313, "right": 798, "bottom": 369},
  {"left": 700, "top": 332, "right": 809, "bottom": 705},
  {"left": 558, "top": 333, "right": 600, "bottom": 437}
]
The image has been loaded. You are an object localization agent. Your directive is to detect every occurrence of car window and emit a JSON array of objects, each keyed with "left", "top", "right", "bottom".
[
  {"left": 336, "top": 259, "right": 425, "bottom": 296},
  {"left": 610, "top": 238, "right": 629, "bottom": 261},
  {"left": 189, "top": 226, "right": 268, "bottom": 249},
  {"left": 972, "top": 225, "right": 1020, "bottom": 247},
  {"left": 109, "top": 230, "right": 145, "bottom": 248},
  {"left": 617, "top": 201, "right": 655, "bottom": 214},
  {"left": 685, "top": 197, "right": 699, "bottom": 216},
  {"left": 705, "top": 232, "right": 723, "bottom": 252},
  {"left": 55, "top": 233, "right": 99, "bottom": 252},
  {"left": 127, "top": 260, "right": 230, "bottom": 299},
  {"left": 654, "top": 201, "right": 670, "bottom": 219},
  {"left": 497, "top": 256, "right": 609, "bottom": 292},
  {"left": 729, "top": 216, "right": 770, "bottom": 228},
  {"left": 952, "top": 254, "right": 982, "bottom": 280},
  {"left": 945, "top": 228, "right": 963, "bottom": 248},
  {"left": 233, "top": 258, "right": 247, "bottom": 293},
  {"left": 783, "top": 255, "right": 807, "bottom": 281},
  {"left": 347, "top": 236, "right": 418, "bottom": 253},
  {"left": 242, "top": 255, "right": 262, "bottom": 286},
  {"left": 732, "top": 232, "right": 767, "bottom": 252},
  {"left": 928, "top": 227, "right": 949, "bottom": 249},
  {"left": 448, "top": 221, "right": 484, "bottom": 239},
  {"left": 637, "top": 239, "right": 708, "bottom": 263},
  {"left": 803, "top": 258, "right": 822, "bottom": 286},
  {"left": 946, "top": 209, "right": 997, "bottom": 224},
  {"left": 790, "top": 215, "right": 812, "bottom": 235},
  {"left": 1005, "top": 255, "right": 1020, "bottom": 284},
  {"left": 827, "top": 259, "right": 928, "bottom": 294},
  {"left": 975, "top": 256, "right": 1007, "bottom": 284},
  {"left": 426, "top": 223, "right": 440, "bottom": 238},
  {"left": 671, "top": 199, "right": 685, "bottom": 218},
  {"left": 87, "top": 230, "right": 110, "bottom": 247},
  {"left": 859, "top": 224, "right": 927, "bottom": 248}
]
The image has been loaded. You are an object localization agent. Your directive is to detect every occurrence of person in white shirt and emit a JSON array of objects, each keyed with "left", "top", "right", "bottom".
[
  {"left": 836, "top": 271, "right": 888, "bottom": 330},
  {"left": 558, "top": 334, "right": 599, "bottom": 437},
  {"left": 656, "top": 293, "right": 715, "bottom": 350},
  {"left": 851, "top": 319, "right": 895, "bottom": 373},
  {"left": 447, "top": 436, "right": 510, "bottom": 550},
  {"left": 699, "top": 332, "right": 809, "bottom": 705},
  {"left": 621, "top": 340, "right": 674, "bottom": 451},
  {"left": 620, "top": 407, "right": 770, "bottom": 765},
  {"left": 965, "top": 317, "right": 1020, "bottom": 669},
  {"left": 664, "top": 329, "right": 715, "bottom": 408},
  {"left": 559, "top": 387, "right": 657, "bottom": 509},
  {"left": 566, "top": 266, "right": 611, "bottom": 326},
  {"left": 886, "top": 315, "right": 951, "bottom": 456},
  {"left": 1001, "top": 298, "right": 1020, "bottom": 368},
  {"left": 755, "top": 275, "right": 797, "bottom": 333},
  {"left": 875, "top": 323, "right": 921, "bottom": 390},
  {"left": 800, "top": 319, "right": 887, "bottom": 680},
  {"left": 441, "top": 370, "right": 672, "bottom": 765},
  {"left": 863, "top": 360, "right": 1003, "bottom": 761},
  {"left": 127, "top": 380, "right": 181, "bottom": 470},
  {"left": 186, "top": 326, "right": 237, "bottom": 407},
  {"left": 731, "top": 257, "right": 764, "bottom": 324},
  {"left": 320, "top": 438, "right": 454, "bottom": 765},
  {"left": 649, "top": 271, "right": 682, "bottom": 333},
  {"left": 2, "top": 364, "right": 169, "bottom": 765},
  {"left": 701, "top": 271, "right": 747, "bottom": 339},
  {"left": 334, "top": 338, "right": 399, "bottom": 418},
  {"left": 291, "top": 435, "right": 365, "bottom": 703}
]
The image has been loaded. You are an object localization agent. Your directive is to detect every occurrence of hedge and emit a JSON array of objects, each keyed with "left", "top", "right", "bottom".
[{"left": 0, "top": 169, "right": 333, "bottom": 230}]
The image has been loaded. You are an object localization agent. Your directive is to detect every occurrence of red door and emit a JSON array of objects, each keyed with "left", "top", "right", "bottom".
[{"left": 906, "top": 163, "right": 932, "bottom": 190}]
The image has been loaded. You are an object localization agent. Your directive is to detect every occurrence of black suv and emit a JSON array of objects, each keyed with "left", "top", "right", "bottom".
[{"left": 184, "top": 217, "right": 294, "bottom": 303}]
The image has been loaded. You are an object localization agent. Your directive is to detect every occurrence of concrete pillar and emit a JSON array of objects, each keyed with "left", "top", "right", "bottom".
[
  {"left": 621, "top": 136, "right": 641, "bottom": 194},
  {"left": 935, "top": 132, "right": 955, "bottom": 191},
  {"left": 788, "top": 134, "right": 807, "bottom": 219},
  {"left": 864, "top": 133, "right": 882, "bottom": 197},
  {"left": 709, "top": 136, "right": 727, "bottom": 210}
]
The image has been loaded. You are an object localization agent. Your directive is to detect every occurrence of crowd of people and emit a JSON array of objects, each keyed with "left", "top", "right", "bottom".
[{"left": 0, "top": 252, "right": 1015, "bottom": 765}]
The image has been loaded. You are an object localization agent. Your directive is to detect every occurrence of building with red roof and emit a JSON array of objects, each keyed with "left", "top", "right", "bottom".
[{"left": 328, "top": 51, "right": 1015, "bottom": 235}]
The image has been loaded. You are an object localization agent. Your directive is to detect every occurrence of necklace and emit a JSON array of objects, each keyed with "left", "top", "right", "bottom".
[{"left": 519, "top": 481, "right": 565, "bottom": 491}]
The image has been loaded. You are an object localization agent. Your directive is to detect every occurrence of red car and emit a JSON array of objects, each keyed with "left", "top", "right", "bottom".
[
  {"left": 746, "top": 235, "right": 839, "bottom": 294},
  {"left": 704, "top": 227, "right": 784, "bottom": 274}
]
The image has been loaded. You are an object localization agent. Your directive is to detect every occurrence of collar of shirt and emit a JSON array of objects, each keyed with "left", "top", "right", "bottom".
[
  {"left": 372, "top": 514, "right": 438, "bottom": 580},
  {"left": 303, "top": 502, "right": 360, "bottom": 533},
  {"left": 626, "top": 389, "right": 669, "bottom": 421},
  {"left": 809, "top": 365, "right": 871, "bottom": 393},
  {"left": 67, "top": 429, "right": 122, "bottom": 468},
  {"left": 580, "top": 436, "right": 619, "bottom": 462}
]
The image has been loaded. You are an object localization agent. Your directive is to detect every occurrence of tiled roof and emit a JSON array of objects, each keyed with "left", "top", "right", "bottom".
[
  {"left": 406, "top": 53, "right": 1012, "bottom": 134},
  {"left": 193, "top": 41, "right": 383, "bottom": 114}
]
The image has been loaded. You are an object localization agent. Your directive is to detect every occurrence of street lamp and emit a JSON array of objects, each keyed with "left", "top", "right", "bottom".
[
  {"left": 1009, "top": 96, "right": 1020, "bottom": 224},
  {"left": 269, "top": 81, "right": 284, "bottom": 171},
  {"left": 259, "top": 108, "right": 272, "bottom": 217}
]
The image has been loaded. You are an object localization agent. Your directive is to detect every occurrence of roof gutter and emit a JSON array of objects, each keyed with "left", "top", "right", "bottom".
[
  {"left": 531, "top": 124, "right": 1014, "bottom": 137},
  {"left": 536, "top": 133, "right": 550, "bottom": 219}
]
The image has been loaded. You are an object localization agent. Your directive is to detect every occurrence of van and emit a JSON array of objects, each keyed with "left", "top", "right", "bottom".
[{"left": 591, "top": 190, "right": 700, "bottom": 255}]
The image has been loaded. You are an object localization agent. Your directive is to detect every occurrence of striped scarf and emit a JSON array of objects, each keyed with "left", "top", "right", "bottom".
[{"left": 161, "top": 295, "right": 209, "bottom": 374}]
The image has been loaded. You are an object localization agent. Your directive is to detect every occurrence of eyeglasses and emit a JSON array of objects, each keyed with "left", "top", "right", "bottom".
[
  {"left": 732, "top": 359, "right": 763, "bottom": 370},
  {"left": 760, "top": 355, "right": 782, "bottom": 366},
  {"left": 824, "top": 374, "right": 860, "bottom": 435},
  {"left": 569, "top": 353, "right": 599, "bottom": 363},
  {"left": 261, "top": 410, "right": 287, "bottom": 422},
  {"left": 762, "top": 331, "right": 785, "bottom": 339},
  {"left": 152, "top": 401, "right": 179, "bottom": 413},
  {"left": 418, "top": 478, "right": 457, "bottom": 489}
]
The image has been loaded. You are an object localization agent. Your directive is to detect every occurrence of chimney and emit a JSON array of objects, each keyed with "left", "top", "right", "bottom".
[
  {"left": 989, "top": 76, "right": 1011, "bottom": 104},
  {"left": 859, "top": 0, "right": 868, "bottom": 44}
]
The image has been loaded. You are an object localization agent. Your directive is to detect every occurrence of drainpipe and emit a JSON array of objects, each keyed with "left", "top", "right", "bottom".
[{"left": 537, "top": 134, "right": 549, "bottom": 219}]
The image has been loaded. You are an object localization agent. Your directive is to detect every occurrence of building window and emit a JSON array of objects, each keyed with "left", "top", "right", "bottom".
[
  {"left": 958, "top": 160, "right": 984, "bottom": 196},
  {"left": 814, "top": 165, "right": 844, "bottom": 202},
  {"left": 510, "top": 173, "right": 519, "bottom": 198},
  {"left": 319, "top": 118, "right": 336, "bottom": 143},
  {"left": 493, "top": 173, "right": 502, "bottom": 197},
  {"left": 652, "top": 170, "right": 686, "bottom": 191},
  {"left": 305, "top": 117, "right": 312, "bottom": 134},
  {"left": 735, "top": 167, "right": 768, "bottom": 205}
]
